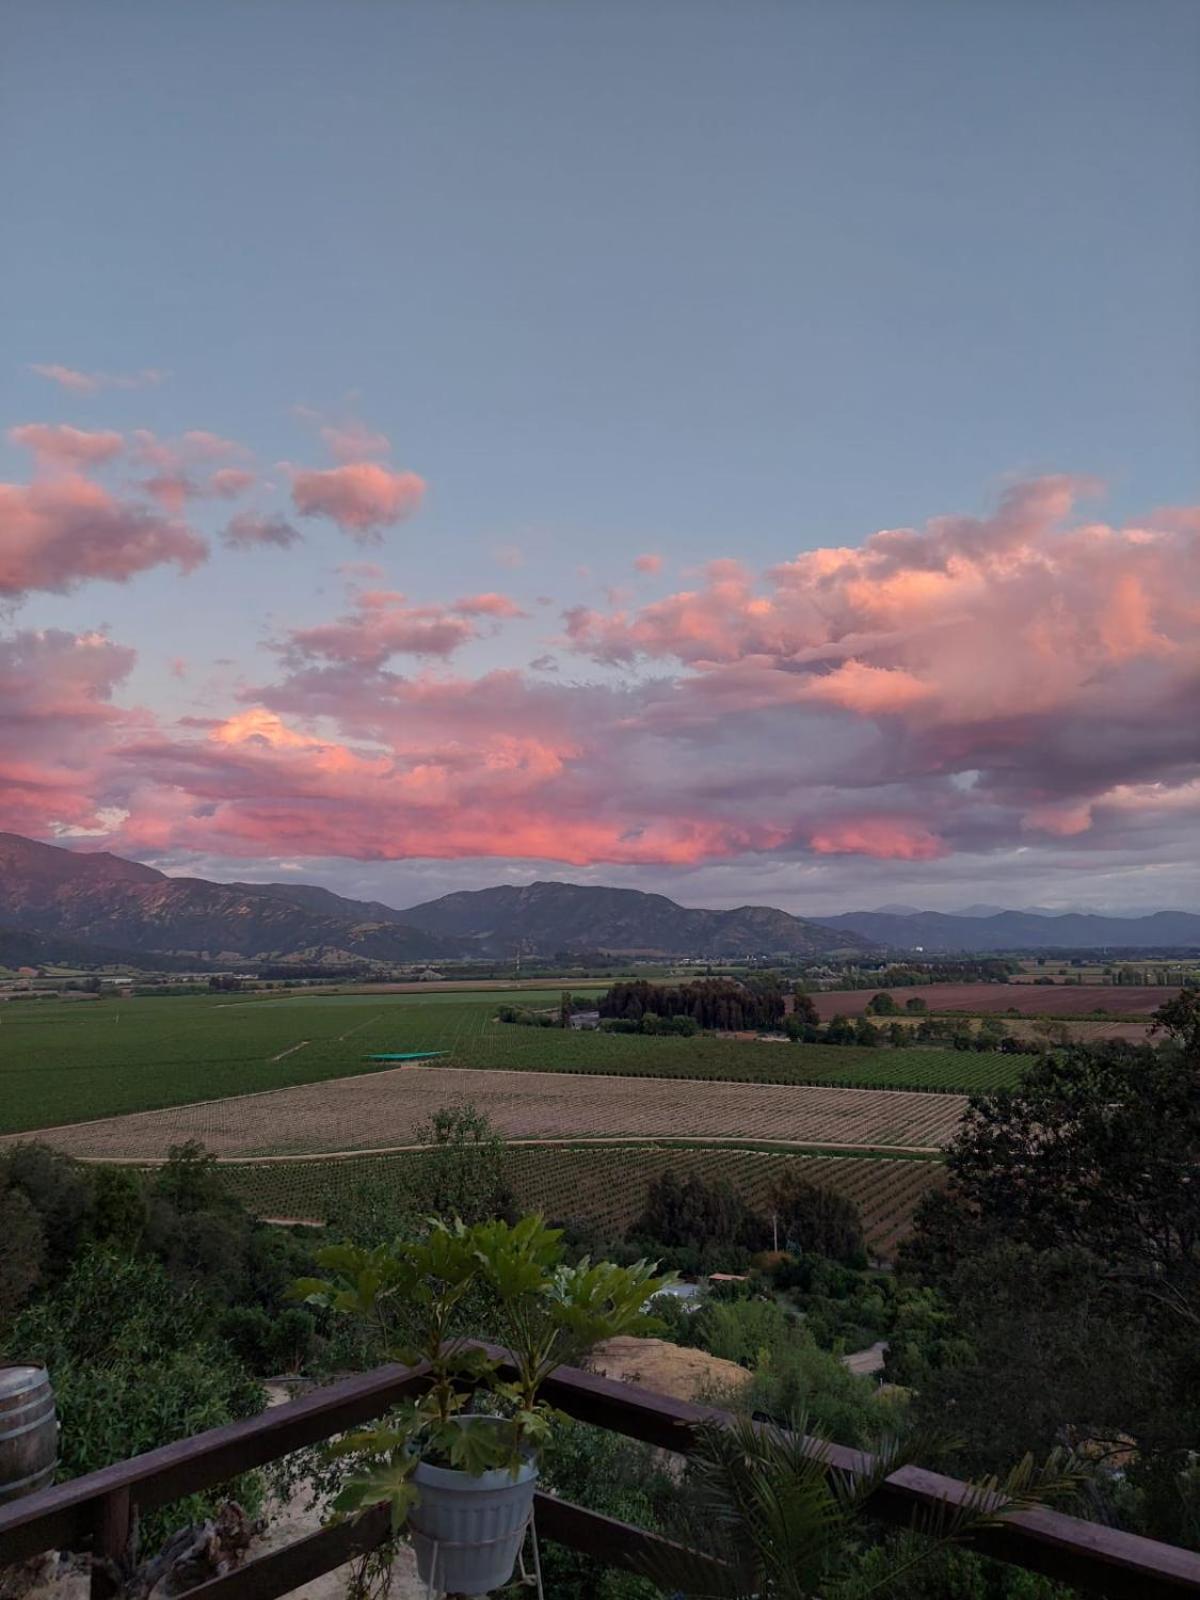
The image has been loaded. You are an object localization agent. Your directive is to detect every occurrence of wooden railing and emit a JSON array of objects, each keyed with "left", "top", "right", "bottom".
[{"left": 2, "top": 1350, "right": 1199, "bottom": 1599}]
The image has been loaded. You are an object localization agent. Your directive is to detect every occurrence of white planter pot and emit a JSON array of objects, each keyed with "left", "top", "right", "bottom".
[{"left": 409, "top": 1420, "right": 538, "bottom": 1596}]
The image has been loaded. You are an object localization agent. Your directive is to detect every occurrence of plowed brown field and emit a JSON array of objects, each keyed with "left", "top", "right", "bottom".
[
  {"left": 812, "top": 984, "right": 1173, "bottom": 1019},
  {"left": 2, "top": 1065, "right": 966, "bottom": 1160}
]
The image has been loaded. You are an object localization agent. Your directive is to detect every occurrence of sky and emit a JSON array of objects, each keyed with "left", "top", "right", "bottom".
[{"left": 2, "top": 0, "right": 1198, "bottom": 917}]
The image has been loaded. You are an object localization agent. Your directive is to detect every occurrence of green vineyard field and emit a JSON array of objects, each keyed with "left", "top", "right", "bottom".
[
  {"left": 0, "top": 990, "right": 1019, "bottom": 1136},
  {"left": 217, "top": 1143, "right": 946, "bottom": 1259}
]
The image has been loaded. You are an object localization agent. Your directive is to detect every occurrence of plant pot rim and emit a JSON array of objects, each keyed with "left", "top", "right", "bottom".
[{"left": 412, "top": 1453, "right": 538, "bottom": 1492}]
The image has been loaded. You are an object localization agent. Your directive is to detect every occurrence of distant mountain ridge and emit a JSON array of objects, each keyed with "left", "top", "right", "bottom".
[
  {"left": 813, "top": 907, "right": 1200, "bottom": 952},
  {"left": 2, "top": 832, "right": 1193, "bottom": 967},
  {"left": 0, "top": 833, "right": 457, "bottom": 966},
  {"left": 396, "top": 880, "right": 865, "bottom": 957},
  {"left": 0, "top": 835, "right": 862, "bottom": 965}
]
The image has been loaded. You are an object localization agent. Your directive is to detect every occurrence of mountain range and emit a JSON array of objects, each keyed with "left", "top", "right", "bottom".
[
  {"left": 813, "top": 907, "right": 1200, "bottom": 952},
  {"left": 1, "top": 832, "right": 1196, "bottom": 969},
  {"left": 0, "top": 834, "right": 862, "bottom": 966}
]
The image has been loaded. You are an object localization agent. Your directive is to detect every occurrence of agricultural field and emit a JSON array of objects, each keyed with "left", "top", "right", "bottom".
[
  {"left": 810, "top": 983, "right": 1175, "bottom": 1020},
  {"left": 218, "top": 1144, "right": 946, "bottom": 1259},
  {"left": 0, "top": 1065, "right": 968, "bottom": 1160},
  {"left": 0, "top": 989, "right": 1020, "bottom": 1134}
]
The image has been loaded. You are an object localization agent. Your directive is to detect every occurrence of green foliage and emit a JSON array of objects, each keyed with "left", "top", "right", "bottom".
[
  {"left": 11, "top": 1249, "right": 264, "bottom": 1550},
  {"left": 292, "top": 1213, "right": 672, "bottom": 1521},
  {"left": 629, "top": 1170, "right": 770, "bottom": 1271},
  {"left": 771, "top": 1175, "right": 866, "bottom": 1267},
  {"left": 655, "top": 1413, "right": 1083, "bottom": 1599},
  {"left": 900, "top": 1037, "right": 1200, "bottom": 1541},
  {"left": 600, "top": 978, "right": 786, "bottom": 1032},
  {"left": 0, "top": 1184, "right": 44, "bottom": 1326},
  {"left": 533, "top": 1417, "right": 675, "bottom": 1599}
]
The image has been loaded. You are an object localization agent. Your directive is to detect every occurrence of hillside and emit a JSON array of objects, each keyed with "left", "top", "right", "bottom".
[
  {"left": 396, "top": 880, "right": 867, "bottom": 957},
  {"left": 0, "top": 834, "right": 457, "bottom": 965},
  {"left": 814, "top": 907, "right": 1200, "bottom": 952}
]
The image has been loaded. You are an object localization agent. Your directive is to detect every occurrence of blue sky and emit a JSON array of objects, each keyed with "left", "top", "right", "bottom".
[{"left": 2, "top": 1, "right": 1198, "bottom": 913}]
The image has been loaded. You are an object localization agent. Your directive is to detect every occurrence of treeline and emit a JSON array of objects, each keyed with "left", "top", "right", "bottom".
[
  {"left": 820, "top": 958, "right": 1016, "bottom": 988},
  {"left": 599, "top": 977, "right": 787, "bottom": 1031}
]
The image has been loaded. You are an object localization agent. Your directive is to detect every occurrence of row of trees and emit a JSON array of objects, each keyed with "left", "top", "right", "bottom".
[{"left": 599, "top": 977, "right": 787, "bottom": 1031}]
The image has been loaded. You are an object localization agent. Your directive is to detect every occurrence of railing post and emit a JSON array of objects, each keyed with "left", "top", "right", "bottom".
[{"left": 90, "top": 1487, "right": 132, "bottom": 1599}]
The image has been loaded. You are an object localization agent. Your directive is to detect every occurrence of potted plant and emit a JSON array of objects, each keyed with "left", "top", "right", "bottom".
[{"left": 292, "top": 1214, "right": 671, "bottom": 1595}]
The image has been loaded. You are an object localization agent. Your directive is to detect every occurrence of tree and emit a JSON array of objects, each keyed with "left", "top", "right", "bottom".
[
  {"left": 0, "top": 1184, "right": 44, "bottom": 1327},
  {"left": 770, "top": 1177, "right": 865, "bottom": 1267},
  {"left": 900, "top": 1038, "right": 1200, "bottom": 1540},
  {"left": 1152, "top": 984, "right": 1200, "bottom": 1055},
  {"left": 866, "top": 992, "right": 898, "bottom": 1015},
  {"left": 904, "top": 996, "right": 928, "bottom": 1015},
  {"left": 630, "top": 1171, "right": 769, "bottom": 1268},
  {"left": 791, "top": 989, "right": 820, "bottom": 1027},
  {"left": 0, "top": 1142, "right": 95, "bottom": 1279}
]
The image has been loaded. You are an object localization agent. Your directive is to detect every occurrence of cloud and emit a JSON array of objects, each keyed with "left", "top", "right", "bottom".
[
  {"left": 634, "top": 552, "right": 663, "bottom": 574},
  {"left": 321, "top": 421, "right": 392, "bottom": 463},
  {"left": 210, "top": 468, "right": 255, "bottom": 499},
  {"left": 0, "top": 628, "right": 140, "bottom": 837},
  {"left": 452, "top": 592, "right": 528, "bottom": 618},
  {"left": 280, "top": 591, "right": 479, "bottom": 667},
  {"left": 291, "top": 463, "right": 426, "bottom": 538},
  {"left": 223, "top": 512, "right": 303, "bottom": 550},
  {"left": 0, "top": 475, "right": 207, "bottom": 598},
  {"left": 808, "top": 817, "right": 949, "bottom": 860},
  {"left": 4, "top": 474, "right": 1197, "bottom": 891},
  {"left": 129, "top": 431, "right": 254, "bottom": 512},
  {"left": 9, "top": 423, "right": 125, "bottom": 473},
  {"left": 28, "top": 364, "right": 166, "bottom": 394}
]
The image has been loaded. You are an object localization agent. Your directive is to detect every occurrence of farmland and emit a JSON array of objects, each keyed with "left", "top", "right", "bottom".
[
  {"left": 810, "top": 983, "right": 1175, "bottom": 1020},
  {"left": 218, "top": 1144, "right": 946, "bottom": 1259},
  {"left": 0, "top": 1064, "right": 967, "bottom": 1160},
  {"left": 0, "top": 989, "right": 1018, "bottom": 1135}
]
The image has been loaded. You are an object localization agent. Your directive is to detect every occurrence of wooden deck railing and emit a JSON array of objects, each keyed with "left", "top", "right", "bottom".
[{"left": 2, "top": 1349, "right": 1199, "bottom": 1599}]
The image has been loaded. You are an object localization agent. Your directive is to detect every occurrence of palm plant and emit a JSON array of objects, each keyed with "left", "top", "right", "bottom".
[{"left": 645, "top": 1412, "right": 1083, "bottom": 1599}]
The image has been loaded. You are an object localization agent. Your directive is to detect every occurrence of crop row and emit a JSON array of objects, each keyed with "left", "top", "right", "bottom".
[
  {"left": 1, "top": 991, "right": 1016, "bottom": 1137},
  {"left": 216, "top": 1143, "right": 946, "bottom": 1259}
]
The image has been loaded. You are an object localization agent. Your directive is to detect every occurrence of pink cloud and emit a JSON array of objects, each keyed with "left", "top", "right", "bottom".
[
  {"left": 209, "top": 467, "right": 256, "bottom": 499},
  {"left": 281, "top": 591, "right": 478, "bottom": 667},
  {"left": 799, "top": 660, "right": 933, "bottom": 715},
  {"left": 321, "top": 422, "right": 392, "bottom": 463},
  {"left": 452, "top": 592, "right": 528, "bottom": 618},
  {"left": 291, "top": 463, "right": 426, "bottom": 539},
  {"left": 0, "top": 475, "right": 207, "bottom": 598},
  {"left": 223, "top": 512, "right": 303, "bottom": 550},
  {"left": 4, "top": 474, "right": 1196, "bottom": 881},
  {"left": 9, "top": 424, "right": 125, "bottom": 473},
  {"left": 634, "top": 552, "right": 663, "bottom": 574},
  {"left": 28, "top": 364, "right": 166, "bottom": 394},
  {"left": 808, "top": 818, "right": 949, "bottom": 860},
  {"left": 0, "top": 628, "right": 140, "bottom": 838}
]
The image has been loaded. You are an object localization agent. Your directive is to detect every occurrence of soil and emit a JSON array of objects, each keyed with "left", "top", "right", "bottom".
[
  {"left": 587, "top": 1336, "right": 752, "bottom": 1405},
  {"left": 811, "top": 984, "right": 1174, "bottom": 1020},
  {"left": 3, "top": 1068, "right": 965, "bottom": 1161}
]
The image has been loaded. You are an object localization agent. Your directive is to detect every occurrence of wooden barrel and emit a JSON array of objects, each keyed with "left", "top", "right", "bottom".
[{"left": 0, "top": 1365, "right": 57, "bottom": 1504}]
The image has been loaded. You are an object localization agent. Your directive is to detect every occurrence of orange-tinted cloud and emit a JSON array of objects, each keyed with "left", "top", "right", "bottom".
[
  {"left": 2, "top": 475, "right": 1197, "bottom": 881},
  {"left": 452, "top": 592, "right": 528, "bottom": 618},
  {"left": 291, "top": 462, "right": 426, "bottom": 538},
  {"left": 808, "top": 818, "right": 949, "bottom": 860},
  {"left": 634, "top": 552, "right": 663, "bottom": 574}
]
